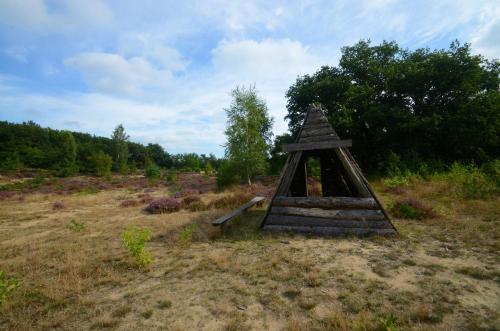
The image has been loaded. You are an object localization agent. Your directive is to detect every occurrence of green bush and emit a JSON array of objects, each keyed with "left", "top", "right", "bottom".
[
  {"left": 216, "top": 160, "right": 241, "bottom": 189},
  {"left": 179, "top": 224, "right": 196, "bottom": 244},
  {"left": 0, "top": 271, "right": 20, "bottom": 305},
  {"left": 88, "top": 151, "right": 113, "bottom": 177},
  {"left": 145, "top": 163, "right": 161, "bottom": 183},
  {"left": 447, "top": 162, "right": 498, "bottom": 199},
  {"left": 67, "top": 219, "right": 85, "bottom": 231},
  {"left": 121, "top": 226, "right": 152, "bottom": 267},
  {"left": 166, "top": 171, "right": 177, "bottom": 184},
  {"left": 389, "top": 198, "right": 435, "bottom": 220}
]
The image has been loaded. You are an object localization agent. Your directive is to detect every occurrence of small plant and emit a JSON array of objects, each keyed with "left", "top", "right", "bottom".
[
  {"left": 145, "top": 163, "right": 161, "bottom": 184},
  {"left": 377, "top": 313, "right": 398, "bottom": 331},
  {"left": 67, "top": 219, "right": 85, "bottom": 231},
  {"left": 166, "top": 171, "right": 176, "bottom": 184},
  {"left": 390, "top": 198, "right": 435, "bottom": 220},
  {"left": 179, "top": 224, "right": 197, "bottom": 243},
  {"left": 158, "top": 299, "right": 172, "bottom": 309},
  {"left": 79, "top": 186, "right": 100, "bottom": 195},
  {"left": 0, "top": 271, "right": 20, "bottom": 305},
  {"left": 144, "top": 197, "right": 181, "bottom": 214},
  {"left": 121, "top": 226, "right": 152, "bottom": 267},
  {"left": 30, "top": 175, "right": 45, "bottom": 189}
]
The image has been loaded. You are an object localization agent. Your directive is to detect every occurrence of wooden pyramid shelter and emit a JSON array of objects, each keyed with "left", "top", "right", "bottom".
[{"left": 261, "top": 104, "right": 396, "bottom": 235}]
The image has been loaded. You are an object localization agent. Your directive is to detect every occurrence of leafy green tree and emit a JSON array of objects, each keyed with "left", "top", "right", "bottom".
[
  {"left": 286, "top": 40, "right": 499, "bottom": 173},
  {"left": 88, "top": 151, "right": 113, "bottom": 177},
  {"left": 111, "top": 124, "right": 129, "bottom": 173},
  {"left": 269, "top": 133, "right": 295, "bottom": 175},
  {"left": 55, "top": 131, "right": 77, "bottom": 176},
  {"left": 223, "top": 86, "right": 273, "bottom": 185}
]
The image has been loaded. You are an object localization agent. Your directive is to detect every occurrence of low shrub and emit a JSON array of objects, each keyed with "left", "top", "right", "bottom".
[
  {"left": 144, "top": 197, "right": 181, "bottom": 214},
  {"left": 390, "top": 198, "right": 435, "bottom": 220},
  {"left": 182, "top": 195, "right": 207, "bottom": 211},
  {"left": 216, "top": 160, "right": 241, "bottom": 189},
  {"left": 121, "top": 226, "right": 152, "bottom": 267},
  {"left": 179, "top": 224, "right": 197, "bottom": 244},
  {"left": 67, "top": 219, "right": 85, "bottom": 231},
  {"left": 0, "top": 271, "right": 20, "bottom": 306},
  {"left": 120, "top": 199, "right": 140, "bottom": 207},
  {"left": 447, "top": 162, "right": 499, "bottom": 199},
  {"left": 52, "top": 201, "right": 66, "bottom": 210},
  {"left": 208, "top": 192, "right": 253, "bottom": 210},
  {"left": 145, "top": 163, "right": 161, "bottom": 183}
]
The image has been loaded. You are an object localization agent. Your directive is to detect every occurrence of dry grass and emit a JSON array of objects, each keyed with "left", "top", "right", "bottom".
[{"left": 0, "top": 174, "right": 499, "bottom": 330}]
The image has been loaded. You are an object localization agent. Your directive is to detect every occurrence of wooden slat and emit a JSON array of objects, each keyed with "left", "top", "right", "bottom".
[
  {"left": 302, "top": 122, "right": 332, "bottom": 130},
  {"left": 300, "top": 127, "right": 336, "bottom": 138},
  {"left": 262, "top": 224, "right": 396, "bottom": 235},
  {"left": 212, "top": 197, "right": 265, "bottom": 226},
  {"left": 334, "top": 148, "right": 371, "bottom": 197},
  {"left": 266, "top": 215, "right": 392, "bottom": 228},
  {"left": 272, "top": 196, "right": 379, "bottom": 209},
  {"left": 275, "top": 151, "right": 303, "bottom": 195},
  {"left": 283, "top": 140, "right": 352, "bottom": 152},
  {"left": 299, "top": 135, "right": 338, "bottom": 143},
  {"left": 270, "top": 207, "right": 385, "bottom": 220}
]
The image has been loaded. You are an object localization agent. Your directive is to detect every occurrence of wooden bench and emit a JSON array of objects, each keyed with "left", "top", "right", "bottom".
[{"left": 212, "top": 197, "right": 265, "bottom": 230}]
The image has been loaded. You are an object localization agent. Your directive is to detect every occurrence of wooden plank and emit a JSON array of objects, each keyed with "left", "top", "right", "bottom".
[
  {"left": 302, "top": 122, "right": 332, "bottom": 130},
  {"left": 300, "top": 127, "right": 336, "bottom": 138},
  {"left": 275, "top": 151, "right": 303, "bottom": 195},
  {"left": 262, "top": 224, "right": 396, "bottom": 235},
  {"left": 212, "top": 197, "right": 265, "bottom": 226},
  {"left": 283, "top": 140, "right": 352, "bottom": 152},
  {"left": 334, "top": 148, "right": 371, "bottom": 197},
  {"left": 272, "top": 196, "right": 379, "bottom": 209},
  {"left": 270, "top": 207, "right": 385, "bottom": 220},
  {"left": 266, "top": 215, "right": 392, "bottom": 228},
  {"left": 299, "top": 135, "right": 338, "bottom": 143}
]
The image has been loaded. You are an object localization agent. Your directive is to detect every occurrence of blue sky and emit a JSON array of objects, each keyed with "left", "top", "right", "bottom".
[{"left": 0, "top": 0, "right": 498, "bottom": 156}]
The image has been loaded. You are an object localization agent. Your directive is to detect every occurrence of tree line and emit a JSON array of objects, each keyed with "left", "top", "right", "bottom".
[
  {"left": 0, "top": 121, "right": 222, "bottom": 176},
  {"left": 220, "top": 40, "right": 498, "bottom": 186}
]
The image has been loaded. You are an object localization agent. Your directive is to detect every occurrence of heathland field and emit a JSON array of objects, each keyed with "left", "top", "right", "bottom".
[{"left": 0, "top": 171, "right": 499, "bottom": 331}]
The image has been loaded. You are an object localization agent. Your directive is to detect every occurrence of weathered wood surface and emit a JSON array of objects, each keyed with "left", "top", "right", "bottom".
[
  {"left": 265, "top": 215, "right": 392, "bottom": 228},
  {"left": 283, "top": 140, "right": 352, "bottom": 152},
  {"left": 270, "top": 207, "right": 385, "bottom": 220},
  {"left": 334, "top": 148, "right": 371, "bottom": 197},
  {"left": 262, "top": 224, "right": 396, "bottom": 235},
  {"left": 302, "top": 122, "right": 332, "bottom": 131},
  {"left": 300, "top": 127, "right": 336, "bottom": 138},
  {"left": 212, "top": 197, "right": 265, "bottom": 226},
  {"left": 299, "top": 135, "right": 339, "bottom": 143},
  {"left": 275, "top": 151, "right": 303, "bottom": 195},
  {"left": 272, "top": 196, "right": 379, "bottom": 209}
]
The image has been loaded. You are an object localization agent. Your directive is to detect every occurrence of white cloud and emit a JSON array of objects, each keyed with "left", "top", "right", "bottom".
[
  {"left": 4, "top": 46, "right": 30, "bottom": 63},
  {"left": 118, "top": 33, "right": 190, "bottom": 71},
  {"left": 0, "top": 0, "right": 113, "bottom": 33},
  {"left": 64, "top": 52, "right": 175, "bottom": 96},
  {"left": 212, "top": 38, "right": 324, "bottom": 81}
]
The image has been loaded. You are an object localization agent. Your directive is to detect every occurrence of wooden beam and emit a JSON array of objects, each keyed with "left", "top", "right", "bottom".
[
  {"left": 212, "top": 197, "right": 265, "bottom": 226},
  {"left": 270, "top": 207, "right": 385, "bottom": 220},
  {"left": 262, "top": 224, "right": 396, "bottom": 235},
  {"left": 272, "top": 196, "right": 379, "bottom": 209},
  {"left": 283, "top": 140, "right": 352, "bottom": 152},
  {"left": 266, "top": 214, "right": 392, "bottom": 228}
]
